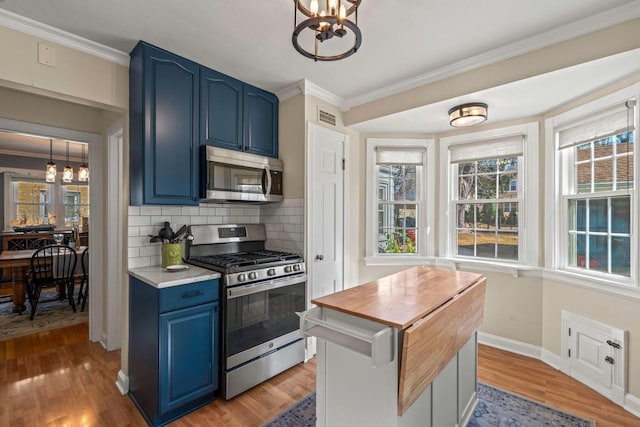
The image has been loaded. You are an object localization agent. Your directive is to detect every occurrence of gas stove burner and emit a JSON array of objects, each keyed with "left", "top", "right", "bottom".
[{"left": 191, "top": 250, "right": 303, "bottom": 271}]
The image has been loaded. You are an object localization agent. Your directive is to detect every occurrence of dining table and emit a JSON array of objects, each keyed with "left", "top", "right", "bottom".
[{"left": 0, "top": 246, "right": 87, "bottom": 314}]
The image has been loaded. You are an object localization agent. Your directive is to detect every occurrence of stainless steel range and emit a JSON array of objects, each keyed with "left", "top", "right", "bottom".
[{"left": 186, "top": 224, "right": 306, "bottom": 399}]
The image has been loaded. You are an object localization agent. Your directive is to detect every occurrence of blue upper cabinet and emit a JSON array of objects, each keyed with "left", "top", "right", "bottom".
[
  {"left": 200, "top": 68, "right": 243, "bottom": 151},
  {"left": 243, "top": 85, "right": 279, "bottom": 158},
  {"left": 200, "top": 68, "right": 279, "bottom": 158},
  {"left": 130, "top": 41, "right": 199, "bottom": 206}
]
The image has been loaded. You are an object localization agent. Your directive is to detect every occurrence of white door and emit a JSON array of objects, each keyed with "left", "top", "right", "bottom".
[
  {"left": 566, "top": 319, "right": 613, "bottom": 392},
  {"left": 306, "top": 123, "right": 346, "bottom": 358},
  {"left": 562, "top": 311, "right": 626, "bottom": 404}
]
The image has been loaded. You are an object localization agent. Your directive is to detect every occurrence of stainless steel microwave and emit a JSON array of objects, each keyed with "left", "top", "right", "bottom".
[{"left": 202, "top": 146, "right": 283, "bottom": 203}]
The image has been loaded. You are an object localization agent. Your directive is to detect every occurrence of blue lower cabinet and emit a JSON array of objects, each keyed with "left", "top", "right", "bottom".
[
  {"left": 159, "top": 303, "right": 218, "bottom": 414},
  {"left": 129, "top": 276, "right": 220, "bottom": 426}
]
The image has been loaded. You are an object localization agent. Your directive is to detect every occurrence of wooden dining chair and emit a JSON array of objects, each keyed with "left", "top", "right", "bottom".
[
  {"left": 26, "top": 244, "right": 77, "bottom": 320},
  {"left": 77, "top": 247, "right": 89, "bottom": 312}
]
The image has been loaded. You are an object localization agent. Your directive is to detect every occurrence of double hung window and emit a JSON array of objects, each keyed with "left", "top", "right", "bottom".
[
  {"left": 440, "top": 123, "right": 538, "bottom": 267},
  {"left": 554, "top": 98, "right": 636, "bottom": 281},
  {"left": 365, "top": 138, "right": 434, "bottom": 264}
]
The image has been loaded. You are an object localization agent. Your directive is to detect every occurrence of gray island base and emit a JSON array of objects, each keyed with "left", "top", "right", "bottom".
[{"left": 300, "top": 267, "right": 487, "bottom": 427}]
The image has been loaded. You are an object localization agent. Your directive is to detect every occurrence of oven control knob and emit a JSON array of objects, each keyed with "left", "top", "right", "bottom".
[
  {"left": 248, "top": 272, "right": 258, "bottom": 280},
  {"left": 238, "top": 274, "right": 246, "bottom": 282},
  {"left": 293, "top": 264, "right": 301, "bottom": 272},
  {"left": 284, "top": 266, "right": 293, "bottom": 273},
  {"left": 267, "top": 269, "right": 276, "bottom": 276}
]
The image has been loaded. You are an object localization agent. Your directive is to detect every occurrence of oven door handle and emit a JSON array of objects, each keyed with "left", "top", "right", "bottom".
[{"left": 227, "top": 275, "right": 306, "bottom": 299}]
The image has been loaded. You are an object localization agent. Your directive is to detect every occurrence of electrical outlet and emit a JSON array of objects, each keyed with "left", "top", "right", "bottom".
[{"left": 38, "top": 43, "right": 56, "bottom": 67}]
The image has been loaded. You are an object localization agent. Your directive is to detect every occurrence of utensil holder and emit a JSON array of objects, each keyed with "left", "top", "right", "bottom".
[{"left": 161, "top": 243, "right": 183, "bottom": 268}]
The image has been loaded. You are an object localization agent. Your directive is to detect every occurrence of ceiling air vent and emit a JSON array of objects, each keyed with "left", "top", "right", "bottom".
[{"left": 318, "top": 109, "right": 337, "bottom": 126}]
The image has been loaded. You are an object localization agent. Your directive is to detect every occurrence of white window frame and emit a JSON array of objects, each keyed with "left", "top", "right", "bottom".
[
  {"left": 545, "top": 84, "right": 640, "bottom": 296},
  {"left": 365, "top": 138, "right": 435, "bottom": 266},
  {"left": 439, "top": 123, "right": 539, "bottom": 270}
]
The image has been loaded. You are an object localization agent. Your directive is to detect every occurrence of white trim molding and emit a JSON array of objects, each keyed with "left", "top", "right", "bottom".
[
  {"left": 115, "top": 370, "right": 129, "bottom": 395},
  {"left": 277, "top": 79, "right": 345, "bottom": 108},
  {"left": 343, "top": 2, "right": 640, "bottom": 110},
  {"left": 478, "top": 331, "right": 541, "bottom": 359},
  {"left": 0, "top": 8, "right": 129, "bottom": 66}
]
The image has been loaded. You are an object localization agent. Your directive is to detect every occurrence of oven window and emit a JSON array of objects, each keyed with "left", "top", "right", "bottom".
[
  {"left": 209, "top": 162, "right": 265, "bottom": 194},
  {"left": 226, "top": 281, "right": 305, "bottom": 357}
]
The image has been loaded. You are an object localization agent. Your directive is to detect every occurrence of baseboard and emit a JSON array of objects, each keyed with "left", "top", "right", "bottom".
[
  {"left": 115, "top": 370, "right": 129, "bottom": 395},
  {"left": 477, "top": 332, "right": 541, "bottom": 359},
  {"left": 479, "top": 332, "right": 640, "bottom": 419},
  {"left": 99, "top": 332, "right": 108, "bottom": 350},
  {"left": 540, "top": 347, "right": 564, "bottom": 371},
  {"left": 625, "top": 393, "right": 640, "bottom": 418}
]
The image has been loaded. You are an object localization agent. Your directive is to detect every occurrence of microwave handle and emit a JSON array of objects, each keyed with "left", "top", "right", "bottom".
[{"left": 264, "top": 166, "right": 272, "bottom": 197}]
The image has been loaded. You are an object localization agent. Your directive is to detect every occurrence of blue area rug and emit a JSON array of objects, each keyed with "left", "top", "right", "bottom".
[{"left": 263, "top": 383, "right": 595, "bottom": 426}]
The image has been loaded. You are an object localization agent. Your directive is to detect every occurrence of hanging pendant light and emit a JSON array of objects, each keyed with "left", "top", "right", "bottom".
[
  {"left": 45, "top": 139, "right": 57, "bottom": 183},
  {"left": 63, "top": 140, "right": 73, "bottom": 183},
  {"left": 293, "top": 0, "right": 362, "bottom": 61},
  {"left": 78, "top": 143, "right": 89, "bottom": 182}
]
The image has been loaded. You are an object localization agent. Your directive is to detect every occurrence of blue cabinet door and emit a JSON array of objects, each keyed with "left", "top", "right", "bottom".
[
  {"left": 200, "top": 68, "right": 243, "bottom": 151},
  {"left": 159, "top": 301, "right": 219, "bottom": 414},
  {"left": 130, "top": 42, "right": 199, "bottom": 205},
  {"left": 243, "top": 85, "right": 279, "bottom": 158}
]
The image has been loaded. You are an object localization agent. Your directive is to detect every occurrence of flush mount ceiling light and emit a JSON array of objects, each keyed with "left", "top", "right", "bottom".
[
  {"left": 45, "top": 138, "right": 56, "bottom": 183},
  {"left": 63, "top": 140, "right": 73, "bottom": 183},
  {"left": 292, "top": 0, "right": 362, "bottom": 61},
  {"left": 448, "top": 103, "right": 489, "bottom": 127},
  {"left": 78, "top": 143, "right": 89, "bottom": 182}
]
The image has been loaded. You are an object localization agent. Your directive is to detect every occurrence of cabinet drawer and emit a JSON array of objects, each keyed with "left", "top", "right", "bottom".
[{"left": 159, "top": 279, "right": 219, "bottom": 313}]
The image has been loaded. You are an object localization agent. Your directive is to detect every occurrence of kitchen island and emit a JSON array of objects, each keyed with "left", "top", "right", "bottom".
[{"left": 300, "top": 266, "right": 486, "bottom": 427}]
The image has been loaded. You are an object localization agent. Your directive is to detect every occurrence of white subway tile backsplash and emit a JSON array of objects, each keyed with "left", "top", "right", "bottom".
[
  {"left": 129, "top": 216, "right": 151, "bottom": 226},
  {"left": 140, "top": 206, "right": 162, "bottom": 216},
  {"left": 181, "top": 206, "right": 199, "bottom": 216},
  {"left": 127, "top": 198, "right": 304, "bottom": 267},
  {"left": 128, "top": 247, "right": 140, "bottom": 258},
  {"left": 128, "top": 236, "right": 149, "bottom": 248},
  {"left": 140, "top": 245, "right": 162, "bottom": 257},
  {"left": 190, "top": 216, "right": 208, "bottom": 225},
  {"left": 207, "top": 216, "right": 222, "bottom": 224},
  {"left": 162, "top": 206, "right": 182, "bottom": 216},
  {"left": 128, "top": 256, "right": 151, "bottom": 268}
]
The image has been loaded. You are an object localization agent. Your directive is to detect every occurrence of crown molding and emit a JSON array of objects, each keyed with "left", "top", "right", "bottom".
[
  {"left": 343, "top": 1, "right": 640, "bottom": 110},
  {"left": 276, "top": 79, "right": 345, "bottom": 109},
  {"left": 0, "top": 8, "right": 130, "bottom": 66}
]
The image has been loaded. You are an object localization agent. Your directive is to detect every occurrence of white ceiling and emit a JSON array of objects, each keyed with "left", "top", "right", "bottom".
[
  {"left": 0, "top": 0, "right": 639, "bottom": 137},
  {"left": 0, "top": 132, "right": 86, "bottom": 161}
]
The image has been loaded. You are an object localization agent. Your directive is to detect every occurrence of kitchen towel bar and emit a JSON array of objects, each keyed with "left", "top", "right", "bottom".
[{"left": 299, "top": 306, "right": 394, "bottom": 367}]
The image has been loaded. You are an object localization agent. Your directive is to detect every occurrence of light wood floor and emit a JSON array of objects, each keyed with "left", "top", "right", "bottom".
[{"left": 1, "top": 323, "right": 638, "bottom": 426}]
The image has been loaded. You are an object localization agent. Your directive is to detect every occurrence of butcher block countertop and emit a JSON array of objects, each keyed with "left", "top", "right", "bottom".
[{"left": 311, "top": 266, "right": 484, "bottom": 329}]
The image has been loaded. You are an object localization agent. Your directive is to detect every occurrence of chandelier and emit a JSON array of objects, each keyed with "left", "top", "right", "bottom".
[{"left": 292, "top": 0, "right": 362, "bottom": 61}]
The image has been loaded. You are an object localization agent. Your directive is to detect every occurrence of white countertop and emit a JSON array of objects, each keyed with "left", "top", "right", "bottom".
[{"left": 128, "top": 264, "right": 221, "bottom": 288}]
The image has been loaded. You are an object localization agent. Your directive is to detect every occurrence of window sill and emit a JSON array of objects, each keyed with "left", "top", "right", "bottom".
[
  {"left": 364, "top": 256, "right": 434, "bottom": 266},
  {"left": 542, "top": 268, "right": 640, "bottom": 301},
  {"left": 435, "top": 257, "right": 541, "bottom": 278}
]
